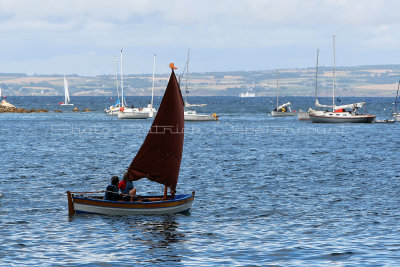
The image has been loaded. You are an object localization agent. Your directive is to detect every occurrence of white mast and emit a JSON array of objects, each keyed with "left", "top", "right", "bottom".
[
  {"left": 332, "top": 35, "right": 336, "bottom": 109},
  {"left": 114, "top": 56, "right": 120, "bottom": 103},
  {"left": 120, "top": 48, "right": 125, "bottom": 108},
  {"left": 276, "top": 69, "right": 279, "bottom": 109},
  {"left": 314, "top": 49, "right": 319, "bottom": 108},
  {"left": 185, "top": 49, "right": 190, "bottom": 106},
  {"left": 151, "top": 53, "right": 156, "bottom": 108}
]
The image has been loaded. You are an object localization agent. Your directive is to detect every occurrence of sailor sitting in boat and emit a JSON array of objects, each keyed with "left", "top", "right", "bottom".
[
  {"left": 104, "top": 176, "right": 121, "bottom": 201},
  {"left": 118, "top": 172, "right": 137, "bottom": 202}
]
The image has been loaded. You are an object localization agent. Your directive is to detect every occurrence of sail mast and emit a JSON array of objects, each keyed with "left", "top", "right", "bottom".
[
  {"left": 314, "top": 49, "right": 319, "bottom": 108},
  {"left": 394, "top": 81, "right": 400, "bottom": 114},
  {"left": 185, "top": 49, "right": 190, "bottom": 106},
  {"left": 151, "top": 53, "right": 156, "bottom": 108},
  {"left": 114, "top": 56, "right": 120, "bottom": 103},
  {"left": 120, "top": 48, "right": 125, "bottom": 108},
  {"left": 276, "top": 69, "right": 279, "bottom": 109},
  {"left": 332, "top": 35, "right": 336, "bottom": 109}
]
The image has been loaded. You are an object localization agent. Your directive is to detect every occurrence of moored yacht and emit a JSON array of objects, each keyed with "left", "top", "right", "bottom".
[{"left": 309, "top": 36, "right": 375, "bottom": 123}]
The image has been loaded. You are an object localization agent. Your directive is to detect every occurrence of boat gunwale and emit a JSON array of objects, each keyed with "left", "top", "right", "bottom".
[{"left": 71, "top": 192, "right": 195, "bottom": 210}]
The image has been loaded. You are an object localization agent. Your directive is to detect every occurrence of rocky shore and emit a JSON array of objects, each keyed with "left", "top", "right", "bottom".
[
  {"left": 0, "top": 106, "right": 49, "bottom": 113},
  {"left": 0, "top": 100, "right": 92, "bottom": 113}
]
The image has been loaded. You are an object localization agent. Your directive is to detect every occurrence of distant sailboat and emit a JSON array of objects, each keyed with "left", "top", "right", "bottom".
[
  {"left": 309, "top": 36, "right": 375, "bottom": 123},
  {"left": 271, "top": 70, "right": 296, "bottom": 117},
  {"left": 105, "top": 57, "right": 122, "bottom": 116},
  {"left": 239, "top": 88, "right": 256, "bottom": 97},
  {"left": 139, "top": 53, "right": 158, "bottom": 118},
  {"left": 117, "top": 49, "right": 150, "bottom": 119},
  {"left": 60, "top": 75, "right": 74, "bottom": 106},
  {"left": 181, "top": 50, "right": 218, "bottom": 121}
]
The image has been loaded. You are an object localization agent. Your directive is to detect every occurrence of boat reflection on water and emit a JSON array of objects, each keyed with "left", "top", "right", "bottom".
[{"left": 114, "top": 216, "right": 186, "bottom": 251}]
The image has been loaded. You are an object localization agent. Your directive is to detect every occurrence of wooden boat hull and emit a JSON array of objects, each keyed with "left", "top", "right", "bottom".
[
  {"left": 67, "top": 191, "right": 195, "bottom": 216},
  {"left": 271, "top": 111, "right": 297, "bottom": 117},
  {"left": 309, "top": 113, "right": 375, "bottom": 123}
]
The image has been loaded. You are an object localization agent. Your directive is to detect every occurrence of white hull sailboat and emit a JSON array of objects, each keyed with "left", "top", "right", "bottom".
[
  {"left": 105, "top": 57, "right": 122, "bottom": 116},
  {"left": 60, "top": 76, "right": 73, "bottom": 106},
  {"left": 117, "top": 51, "right": 157, "bottom": 119},
  {"left": 182, "top": 50, "right": 218, "bottom": 121},
  {"left": 309, "top": 36, "right": 375, "bottom": 123},
  {"left": 184, "top": 110, "right": 218, "bottom": 121}
]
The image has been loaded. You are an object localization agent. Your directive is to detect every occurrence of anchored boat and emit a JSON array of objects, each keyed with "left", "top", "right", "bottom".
[
  {"left": 309, "top": 36, "right": 375, "bottom": 123},
  {"left": 59, "top": 75, "right": 74, "bottom": 106},
  {"left": 67, "top": 64, "right": 195, "bottom": 216},
  {"left": 181, "top": 50, "right": 218, "bottom": 121},
  {"left": 271, "top": 70, "right": 296, "bottom": 117}
]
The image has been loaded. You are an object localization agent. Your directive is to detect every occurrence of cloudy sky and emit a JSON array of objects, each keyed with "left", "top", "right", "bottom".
[{"left": 0, "top": 0, "right": 399, "bottom": 76}]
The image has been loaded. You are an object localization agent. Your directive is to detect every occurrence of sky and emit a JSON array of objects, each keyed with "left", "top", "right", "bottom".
[{"left": 0, "top": 0, "right": 400, "bottom": 76}]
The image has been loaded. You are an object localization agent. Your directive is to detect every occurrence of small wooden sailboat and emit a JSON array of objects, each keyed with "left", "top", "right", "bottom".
[
  {"left": 67, "top": 64, "right": 195, "bottom": 215},
  {"left": 59, "top": 75, "right": 74, "bottom": 106}
]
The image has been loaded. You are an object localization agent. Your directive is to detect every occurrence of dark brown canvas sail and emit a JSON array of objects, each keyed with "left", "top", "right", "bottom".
[{"left": 127, "top": 69, "right": 184, "bottom": 192}]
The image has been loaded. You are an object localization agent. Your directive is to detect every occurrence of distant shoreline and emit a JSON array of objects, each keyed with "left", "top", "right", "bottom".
[{"left": 1, "top": 64, "right": 400, "bottom": 97}]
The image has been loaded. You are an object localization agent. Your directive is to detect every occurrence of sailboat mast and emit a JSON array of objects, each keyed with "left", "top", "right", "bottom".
[
  {"left": 332, "top": 35, "right": 336, "bottom": 109},
  {"left": 151, "top": 54, "right": 156, "bottom": 108},
  {"left": 276, "top": 69, "right": 279, "bottom": 109},
  {"left": 114, "top": 56, "right": 120, "bottom": 102},
  {"left": 120, "top": 49, "right": 125, "bottom": 108},
  {"left": 394, "top": 81, "right": 400, "bottom": 114},
  {"left": 314, "top": 49, "right": 319, "bottom": 108},
  {"left": 185, "top": 49, "right": 190, "bottom": 106}
]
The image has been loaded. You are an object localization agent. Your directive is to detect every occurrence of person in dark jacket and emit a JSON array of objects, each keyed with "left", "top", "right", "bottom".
[{"left": 104, "top": 176, "right": 120, "bottom": 201}]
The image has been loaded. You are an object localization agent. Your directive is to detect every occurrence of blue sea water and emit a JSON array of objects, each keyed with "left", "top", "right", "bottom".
[{"left": 1, "top": 96, "right": 400, "bottom": 266}]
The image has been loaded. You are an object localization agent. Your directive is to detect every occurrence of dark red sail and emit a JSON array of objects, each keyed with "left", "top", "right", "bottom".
[{"left": 127, "top": 69, "right": 184, "bottom": 192}]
